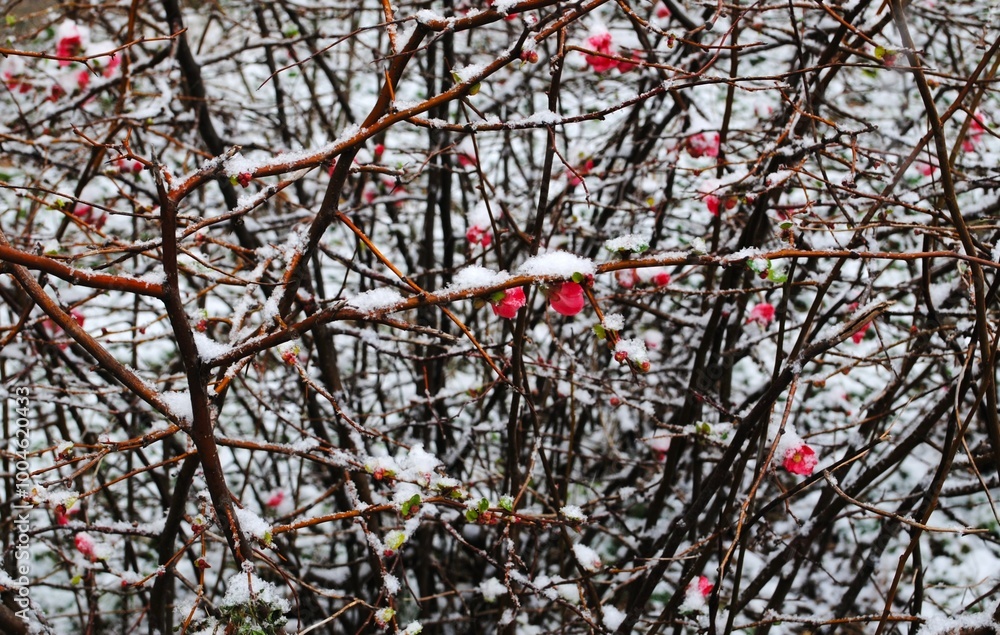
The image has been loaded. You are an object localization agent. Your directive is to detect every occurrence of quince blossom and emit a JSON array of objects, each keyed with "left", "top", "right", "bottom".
[
  {"left": 491, "top": 287, "right": 526, "bottom": 319},
  {"left": 548, "top": 282, "right": 585, "bottom": 316},
  {"left": 782, "top": 443, "right": 817, "bottom": 476},
  {"left": 686, "top": 132, "right": 720, "bottom": 158},
  {"left": 74, "top": 532, "right": 97, "bottom": 560},
  {"left": 747, "top": 303, "right": 775, "bottom": 326},
  {"left": 584, "top": 32, "right": 618, "bottom": 73},
  {"left": 962, "top": 115, "right": 986, "bottom": 153},
  {"left": 56, "top": 21, "right": 85, "bottom": 66},
  {"left": 466, "top": 225, "right": 492, "bottom": 247}
]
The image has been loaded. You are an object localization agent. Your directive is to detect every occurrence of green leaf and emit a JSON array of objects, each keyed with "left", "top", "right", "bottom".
[
  {"left": 478, "top": 497, "right": 490, "bottom": 513},
  {"left": 499, "top": 495, "right": 513, "bottom": 512},
  {"left": 874, "top": 45, "right": 887, "bottom": 60},
  {"left": 5, "top": 15, "right": 15, "bottom": 27},
  {"left": 465, "top": 509, "right": 479, "bottom": 522},
  {"left": 593, "top": 324, "right": 607, "bottom": 340},
  {"left": 571, "top": 272, "right": 585, "bottom": 283}
]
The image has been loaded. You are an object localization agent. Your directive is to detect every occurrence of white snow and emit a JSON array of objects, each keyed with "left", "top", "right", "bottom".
[
  {"left": 220, "top": 571, "right": 290, "bottom": 614},
  {"left": 602, "top": 313, "right": 625, "bottom": 331},
  {"left": 193, "top": 332, "right": 231, "bottom": 361},
  {"left": 160, "top": 391, "right": 193, "bottom": 422},
  {"left": 383, "top": 572, "right": 401, "bottom": 595},
  {"left": 348, "top": 288, "right": 405, "bottom": 314},
  {"left": 451, "top": 63, "right": 485, "bottom": 84},
  {"left": 602, "top": 606, "right": 626, "bottom": 630},
  {"left": 479, "top": 577, "right": 507, "bottom": 602},
  {"left": 234, "top": 506, "right": 272, "bottom": 545},
  {"left": 516, "top": 251, "right": 595, "bottom": 278},
  {"left": 614, "top": 338, "right": 649, "bottom": 364},
  {"left": 560, "top": 505, "right": 588, "bottom": 522},
  {"left": 450, "top": 265, "right": 510, "bottom": 292},
  {"left": 605, "top": 234, "right": 649, "bottom": 252},
  {"left": 572, "top": 542, "right": 602, "bottom": 572},
  {"left": 223, "top": 152, "right": 255, "bottom": 178}
]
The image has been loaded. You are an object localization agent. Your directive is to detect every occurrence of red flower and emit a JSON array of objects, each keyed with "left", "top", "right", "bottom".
[
  {"left": 747, "top": 303, "right": 775, "bottom": 326},
  {"left": 236, "top": 172, "right": 253, "bottom": 187},
  {"left": 782, "top": 443, "right": 817, "bottom": 476},
  {"left": 652, "top": 271, "right": 671, "bottom": 287},
  {"left": 697, "top": 575, "right": 713, "bottom": 597},
  {"left": 703, "top": 193, "right": 736, "bottom": 216},
  {"left": 962, "top": 116, "right": 986, "bottom": 153},
  {"left": 466, "top": 225, "right": 492, "bottom": 247},
  {"left": 567, "top": 159, "right": 594, "bottom": 187},
  {"left": 491, "top": 287, "right": 526, "bottom": 319},
  {"left": 847, "top": 302, "right": 872, "bottom": 343},
  {"left": 56, "top": 22, "right": 83, "bottom": 66},
  {"left": 704, "top": 194, "right": 720, "bottom": 216},
  {"left": 548, "top": 282, "right": 585, "bottom": 316},
  {"left": 115, "top": 158, "right": 144, "bottom": 174},
  {"left": 852, "top": 321, "right": 871, "bottom": 344},
  {"left": 655, "top": 2, "right": 671, "bottom": 18},
  {"left": 265, "top": 491, "right": 285, "bottom": 508},
  {"left": 584, "top": 32, "right": 618, "bottom": 73},
  {"left": 74, "top": 532, "right": 96, "bottom": 560},
  {"left": 73, "top": 204, "right": 107, "bottom": 230},
  {"left": 616, "top": 51, "right": 641, "bottom": 73},
  {"left": 686, "top": 132, "right": 720, "bottom": 158},
  {"left": 102, "top": 55, "right": 121, "bottom": 78}
]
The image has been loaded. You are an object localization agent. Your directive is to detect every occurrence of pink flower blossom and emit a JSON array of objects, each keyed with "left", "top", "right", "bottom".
[
  {"left": 703, "top": 193, "right": 736, "bottom": 216},
  {"left": 75, "top": 532, "right": 96, "bottom": 560},
  {"left": 782, "top": 443, "right": 817, "bottom": 476},
  {"left": 616, "top": 51, "right": 641, "bottom": 73},
  {"left": 73, "top": 204, "right": 107, "bottom": 230},
  {"left": 696, "top": 575, "right": 713, "bottom": 597},
  {"left": 647, "top": 434, "right": 670, "bottom": 462},
  {"left": 56, "top": 22, "right": 84, "bottom": 66},
  {"left": 916, "top": 162, "right": 937, "bottom": 177},
  {"left": 548, "top": 282, "right": 585, "bottom": 316},
  {"left": 962, "top": 116, "right": 986, "bottom": 153},
  {"left": 115, "top": 158, "right": 144, "bottom": 174},
  {"left": 747, "top": 303, "right": 775, "bottom": 326},
  {"left": 704, "top": 194, "right": 721, "bottom": 216},
  {"left": 852, "top": 321, "right": 871, "bottom": 344},
  {"left": 102, "top": 54, "right": 121, "bottom": 78},
  {"left": 584, "top": 32, "right": 618, "bottom": 73},
  {"left": 466, "top": 225, "right": 492, "bottom": 247},
  {"left": 686, "top": 132, "right": 720, "bottom": 158},
  {"left": 265, "top": 491, "right": 285, "bottom": 508},
  {"left": 491, "top": 287, "right": 526, "bottom": 319},
  {"left": 567, "top": 159, "right": 594, "bottom": 186},
  {"left": 655, "top": 2, "right": 671, "bottom": 18},
  {"left": 652, "top": 271, "right": 670, "bottom": 287},
  {"left": 847, "top": 302, "right": 872, "bottom": 343}
]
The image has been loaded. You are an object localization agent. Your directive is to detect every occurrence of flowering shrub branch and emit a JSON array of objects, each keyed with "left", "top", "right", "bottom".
[{"left": 2, "top": 2, "right": 999, "bottom": 634}]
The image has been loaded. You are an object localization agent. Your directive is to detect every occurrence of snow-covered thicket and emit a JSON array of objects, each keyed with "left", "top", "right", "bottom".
[{"left": 1, "top": 0, "right": 999, "bottom": 633}]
